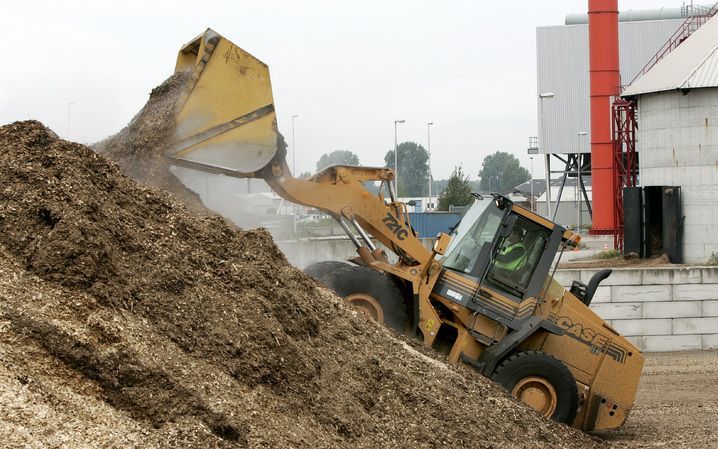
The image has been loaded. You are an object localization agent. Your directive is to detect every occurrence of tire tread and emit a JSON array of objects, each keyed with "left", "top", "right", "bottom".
[
  {"left": 491, "top": 350, "right": 579, "bottom": 424},
  {"left": 323, "top": 266, "right": 408, "bottom": 332}
]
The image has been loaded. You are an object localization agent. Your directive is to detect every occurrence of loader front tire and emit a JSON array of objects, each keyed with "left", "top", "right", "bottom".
[
  {"left": 303, "top": 260, "right": 351, "bottom": 283},
  {"left": 323, "top": 266, "right": 408, "bottom": 333},
  {"left": 492, "top": 351, "right": 579, "bottom": 425}
]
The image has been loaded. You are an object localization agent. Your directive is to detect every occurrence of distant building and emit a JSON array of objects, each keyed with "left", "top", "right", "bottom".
[
  {"left": 537, "top": 11, "right": 687, "bottom": 156},
  {"left": 535, "top": 6, "right": 698, "bottom": 222},
  {"left": 397, "top": 196, "right": 440, "bottom": 213},
  {"left": 513, "top": 179, "right": 547, "bottom": 199},
  {"left": 535, "top": 182, "right": 593, "bottom": 230}
]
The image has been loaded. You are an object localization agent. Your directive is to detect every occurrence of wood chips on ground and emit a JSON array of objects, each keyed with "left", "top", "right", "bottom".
[{"left": 0, "top": 120, "right": 608, "bottom": 448}]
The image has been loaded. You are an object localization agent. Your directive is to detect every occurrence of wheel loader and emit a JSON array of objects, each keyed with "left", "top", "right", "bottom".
[{"left": 167, "top": 29, "right": 644, "bottom": 431}]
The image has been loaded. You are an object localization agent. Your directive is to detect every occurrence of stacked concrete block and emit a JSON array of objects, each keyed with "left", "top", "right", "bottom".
[{"left": 555, "top": 266, "right": 718, "bottom": 352}]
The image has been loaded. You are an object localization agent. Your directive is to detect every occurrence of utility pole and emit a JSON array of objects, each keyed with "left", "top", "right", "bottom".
[
  {"left": 530, "top": 156, "right": 534, "bottom": 212},
  {"left": 67, "top": 102, "right": 75, "bottom": 140},
  {"left": 427, "top": 122, "right": 434, "bottom": 210},
  {"left": 539, "top": 92, "right": 555, "bottom": 218},
  {"left": 394, "top": 119, "right": 405, "bottom": 198},
  {"left": 577, "top": 131, "right": 588, "bottom": 234},
  {"left": 291, "top": 115, "right": 298, "bottom": 176}
]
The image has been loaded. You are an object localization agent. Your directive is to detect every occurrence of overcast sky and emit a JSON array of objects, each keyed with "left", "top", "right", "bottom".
[{"left": 1, "top": 0, "right": 681, "bottom": 180}]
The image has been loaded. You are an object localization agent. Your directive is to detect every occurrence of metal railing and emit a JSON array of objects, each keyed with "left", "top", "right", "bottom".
[{"left": 629, "top": 2, "right": 718, "bottom": 86}]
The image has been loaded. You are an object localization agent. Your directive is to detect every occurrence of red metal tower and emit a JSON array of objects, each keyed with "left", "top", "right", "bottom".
[
  {"left": 588, "top": 0, "right": 621, "bottom": 236},
  {"left": 611, "top": 99, "right": 638, "bottom": 251}
]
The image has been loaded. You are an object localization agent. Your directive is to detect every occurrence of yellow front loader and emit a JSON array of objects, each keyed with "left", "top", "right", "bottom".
[{"left": 167, "top": 29, "right": 644, "bottom": 431}]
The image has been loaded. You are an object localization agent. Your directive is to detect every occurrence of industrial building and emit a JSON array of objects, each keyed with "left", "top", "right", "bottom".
[
  {"left": 535, "top": 180, "right": 593, "bottom": 228},
  {"left": 536, "top": 2, "right": 718, "bottom": 263},
  {"left": 537, "top": 10, "right": 685, "bottom": 158},
  {"left": 623, "top": 16, "right": 718, "bottom": 262},
  {"left": 535, "top": 6, "right": 690, "bottom": 230}
]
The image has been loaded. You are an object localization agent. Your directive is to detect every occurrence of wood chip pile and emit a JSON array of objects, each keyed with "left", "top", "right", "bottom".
[{"left": 0, "top": 119, "right": 606, "bottom": 448}]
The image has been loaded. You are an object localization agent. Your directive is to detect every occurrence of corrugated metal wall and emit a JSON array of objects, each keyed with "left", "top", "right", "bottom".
[
  {"left": 536, "top": 18, "right": 684, "bottom": 155},
  {"left": 408, "top": 212, "right": 462, "bottom": 239}
]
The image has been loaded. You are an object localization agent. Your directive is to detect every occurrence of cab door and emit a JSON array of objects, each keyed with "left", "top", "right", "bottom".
[{"left": 472, "top": 212, "right": 563, "bottom": 325}]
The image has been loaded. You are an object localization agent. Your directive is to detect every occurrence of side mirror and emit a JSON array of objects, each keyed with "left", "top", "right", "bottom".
[
  {"left": 433, "top": 233, "right": 452, "bottom": 256},
  {"left": 498, "top": 214, "right": 518, "bottom": 238}
]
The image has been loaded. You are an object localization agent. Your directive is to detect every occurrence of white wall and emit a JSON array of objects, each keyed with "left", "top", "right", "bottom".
[
  {"left": 535, "top": 200, "right": 592, "bottom": 228},
  {"left": 556, "top": 267, "right": 718, "bottom": 351},
  {"left": 637, "top": 89, "right": 718, "bottom": 263},
  {"left": 283, "top": 239, "right": 718, "bottom": 353},
  {"left": 277, "top": 237, "right": 434, "bottom": 269}
]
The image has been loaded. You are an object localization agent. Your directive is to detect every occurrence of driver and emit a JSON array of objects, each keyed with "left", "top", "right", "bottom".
[{"left": 494, "top": 227, "right": 527, "bottom": 273}]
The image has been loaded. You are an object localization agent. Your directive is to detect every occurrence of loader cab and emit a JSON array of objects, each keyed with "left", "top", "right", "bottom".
[{"left": 436, "top": 195, "right": 565, "bottom": 316}]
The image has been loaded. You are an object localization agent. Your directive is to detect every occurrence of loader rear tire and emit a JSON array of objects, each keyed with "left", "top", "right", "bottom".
[
  {"left": 303, "top": 260, "right": 350, "bottom": 283},
  {"left": 492, "top": 351, "right": 579, "bottom": 425},
  {"left": 323, "top": 266, "right": 408, "bottom": 333}
]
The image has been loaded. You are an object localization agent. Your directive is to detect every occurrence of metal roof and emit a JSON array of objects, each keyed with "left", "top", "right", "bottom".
[
  {"left": 623, "top": 15, "right": 718, "bottom": 96},
  {"left": 565, "top": 5, "right": 710, "bottom": 25}
]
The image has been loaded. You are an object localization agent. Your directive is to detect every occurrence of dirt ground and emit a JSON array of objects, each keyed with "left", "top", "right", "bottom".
[
  {"left": 559, "top": 253, "right": 674, "bottom": 269},
  {"left": 597, "top": 351, "right": 718, "bottom": 448}
]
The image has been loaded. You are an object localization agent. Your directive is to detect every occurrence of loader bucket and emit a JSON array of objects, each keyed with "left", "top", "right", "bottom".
[{"left": 169, "top": 28, "right": 280, "bottom": 176}]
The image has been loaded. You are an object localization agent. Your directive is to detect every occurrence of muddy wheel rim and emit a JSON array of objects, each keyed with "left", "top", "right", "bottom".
[
  {"left": 511, "top": 376, "right": 558, "bottom": 417},
  {"left": 344, "top": 293, "right": 384, "bottom": 323}
]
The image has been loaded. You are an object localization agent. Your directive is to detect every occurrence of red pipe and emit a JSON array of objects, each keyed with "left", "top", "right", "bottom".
[{"left": 588, "top": 0, "right": 619, "bottom": 234}]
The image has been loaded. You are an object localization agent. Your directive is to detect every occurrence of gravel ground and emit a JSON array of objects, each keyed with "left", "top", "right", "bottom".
[{"left": 597, "top": 351, "right": 718, "bottom": 448}]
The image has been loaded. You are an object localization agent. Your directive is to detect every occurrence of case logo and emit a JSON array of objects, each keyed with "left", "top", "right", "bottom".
[{"left": 549, "top": 314, "right": 628, "bottom": 364}]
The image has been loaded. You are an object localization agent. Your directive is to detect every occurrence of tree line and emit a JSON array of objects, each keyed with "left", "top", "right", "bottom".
[{"left": 305, "top": 145, "right": 529, "bottom": 211}]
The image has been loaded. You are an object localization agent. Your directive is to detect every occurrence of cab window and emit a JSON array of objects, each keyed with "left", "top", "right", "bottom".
[
  {"left": 442, "top": 202, "right": 504, "bottom": 274},
  {"left": 485, "top": 216, "right": 549, "bottom": 300}
]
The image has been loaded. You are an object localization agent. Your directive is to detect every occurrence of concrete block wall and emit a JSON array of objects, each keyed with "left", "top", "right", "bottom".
[
  {"left": 277, "top": 238, "right": 718, "bottom": 353},
  {"left": 637, "top": 90, "right": 718, "bottom": 263},
  {"left": 555, "top": 266, "right": 718, "bottom": 352},
  {"left": 277, "top": 237, "right": 435, "bottom": 269}
]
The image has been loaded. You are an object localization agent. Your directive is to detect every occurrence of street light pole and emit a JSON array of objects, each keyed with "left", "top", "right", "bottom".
[
  {"left": 291, "top": 115, "right": 298, "bottom": 176},
  {"left": 530, "top": 156, "right": 534, "bottom": 212},
  {"left": 427, "top": 122, "right": 433, "bottom": 210},
  {"left": 67, "top": 102, "right": 75, "bottom": 140},
  {"left": 539, "top": 92, "right": 555, "bottom": 219},
  {"left": 291, "top": 114, "right": 299, "bottom": 217},
  {"left": 577, "top": 131, "right": 588, "bottom": 234},
  {"left": 394, "top": 119, "right": 405, "bottom": 198}
]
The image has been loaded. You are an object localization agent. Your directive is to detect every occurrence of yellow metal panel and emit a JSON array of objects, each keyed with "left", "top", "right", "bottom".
[
  {"left": 173, "top": 114, "right": 278, "bottom": 173},
  {"left": 172, "top": 30, "right": 278, "bottom": 175},
  {"left": 176, "top": 38, "right": 273, "bottom": 134},
  {"left": 541, "top": 289, "right": 643, "bottom": 430},
  {"left": 513, "top": 203, "right": 556, "bottom": 230}
]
